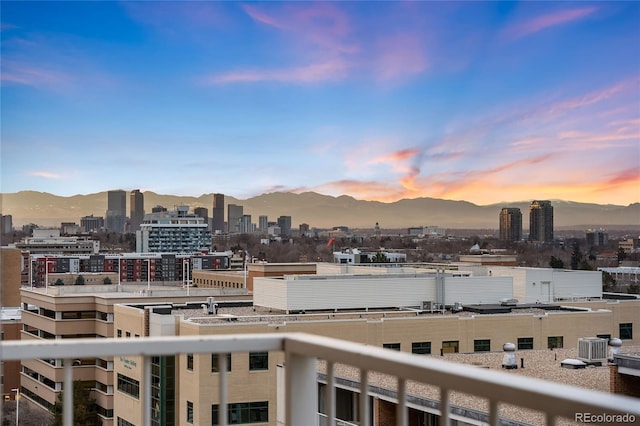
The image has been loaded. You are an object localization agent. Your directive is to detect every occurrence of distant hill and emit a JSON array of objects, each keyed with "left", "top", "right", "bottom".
[{"left": 1, "top": 190, "right": 638, "bottom": 230}]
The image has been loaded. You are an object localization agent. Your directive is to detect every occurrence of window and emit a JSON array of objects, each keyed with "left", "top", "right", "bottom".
[
  {"left": 212, "top": 401, "right": 268, "bottom": 425},
  {"left": 117, "top": 329, "right": 122, "bottom": 338},
  {"left": 212, "top": 353, "right": 232, "bottom": 372},
  {"left": 187, "top": 401, "right": 194, "bottom": 424},
  {"left": 547, "top": 336, "right": 563, "bottom": 349},
  {"left": 597, "top": 334, "right": 611, "bottom": 341},
  {"left": 442, "top": 341, "right": 459, "bottom": 354},
  {"left": 249, "top": 352, "right": 268, "bottom": 371},
  {"left": 474, "top": 339, "right": 491, "bottom": 352},
  {"left": 125, "top": 331, "right": 131, "bottom": 338},
  {"left": 412, "top": 341, "right": 431, "bottom": 355},
  {"left": 620, "top": 323, "right": 633, "bottom": 340},
  {"left": 383, "top": 343, "right": 401, "bottom": 351},
  {"left": 187, "top": 353, "right": 194, "bottom": 370},
  {"left": 117, "top": 374, "right": 139, "bottom": 398},
  {"left": 517, "top": 337, "right": 534, "bottom": 350},
  {"left": 117, "top": 418, "right": 136, "bottom": 426}
]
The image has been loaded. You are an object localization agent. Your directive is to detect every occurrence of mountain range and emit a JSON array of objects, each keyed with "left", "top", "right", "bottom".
[{"left": 1, "top": 191, "right": 638, "bottom": 230}]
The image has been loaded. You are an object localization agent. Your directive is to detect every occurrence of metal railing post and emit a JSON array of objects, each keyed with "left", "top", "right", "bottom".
[
  {"left": 63, "top": 359, "right": 73, "bottom": 426},
  {"left": 285, "top": 350, "right": 318, "bottom": 426}
]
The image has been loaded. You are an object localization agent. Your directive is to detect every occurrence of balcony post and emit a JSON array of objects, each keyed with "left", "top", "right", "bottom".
[{"left": 285, "top": 351, "right": 317, "bottom": 426}]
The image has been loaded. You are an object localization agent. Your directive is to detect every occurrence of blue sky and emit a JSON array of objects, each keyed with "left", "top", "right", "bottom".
[{"left": 1, "top": 1, "right": 639, "bottom": 205}]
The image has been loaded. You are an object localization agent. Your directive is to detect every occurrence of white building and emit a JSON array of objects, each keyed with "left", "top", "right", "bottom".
[
  {"left": 12, "top": 228, "right": 99, "bottom": 254},
  {"left": 136, "top": 206, "right": 211, "bottom": 253},
  {"left": 486, "top": 267, "right": 602, "bottom": 303}
]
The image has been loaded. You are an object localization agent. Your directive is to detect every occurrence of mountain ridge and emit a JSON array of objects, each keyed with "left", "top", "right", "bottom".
[{"left": 1, "top": 190, "right": 638, "bottom": 230}]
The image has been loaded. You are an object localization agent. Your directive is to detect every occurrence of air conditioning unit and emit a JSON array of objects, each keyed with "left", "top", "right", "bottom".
[
  {"left": 577, "top": 337, "right": 607, "bottom": 364},
  {"left": 421, "top": 301, "right": 433, "bottom": 311}
]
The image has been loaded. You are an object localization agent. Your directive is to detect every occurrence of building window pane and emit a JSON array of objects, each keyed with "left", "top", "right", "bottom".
[
  {"left": 620, "top": 323, "right": 633, "bottom": 340},
  {"left": 547, "top": 336, "right": 563, "bottom": 349},
  {"left": 249, "top": 352, "right": 268, "bottom": 371},
  {"left": 211, "top": 353, "right": 232, "bottom": 373},
  {"left": 187, "top": 353, "right": 194, "bottom": 371},
  {"left": 411, "top": 342, "right": 431, "bottom": 355},
  {"left": 117, "top": 374, "right": 140, "bottom": 399},
  {"left": 212, "top": 401, "right": 268, "bottom": 425},
  {"left": 187, "top": 401, "right": 193, "bottom": 424},
  {"left": 382, "top": 343, "right": 400, "bottom": 351},
  {"left": 474, "top": 339, "right": 490, "bottom": 352},
  {"left": 517, "top": 337, "right": 534, "bottom": 350}
]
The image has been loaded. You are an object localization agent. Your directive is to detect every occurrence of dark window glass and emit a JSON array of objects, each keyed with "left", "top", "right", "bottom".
[
  {"left": 211, "top": 353, "right": 232, "bottom": 372},
  {"left": 474, "top": 339, "right": 490, "bottom": 352},
  {"left": 547, "top": 336, "right": 563, "bottom": 349},
  {"left": 212, "top": 401, "right": 268, "bottom": 425},
  {"left": 249, "top": 352, "right": 268, "bottom": 371},
  {"left": 517, "top": 337, "right": 534, "bottom": 350},
  {"left": 383, "top": 343, "right": 400, "bottom": 351},
  {"left": 187, "top": 353, "right": 194, "bottom": 370},
  {"left": 411, "top": 342, "right": 431, "bottom": 355},
  {"left": 117, "top": 374, "right": 140, "bottom": 399},
  {"left": 620, "top": 323, "right": 633, "bottom": 340}
]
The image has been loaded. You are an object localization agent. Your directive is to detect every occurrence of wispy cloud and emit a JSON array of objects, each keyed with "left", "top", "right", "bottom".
[
  {"left": 504, "top": 7, "right": 598, "bottom": 40},
  {"left": 27, "top": 171, "right": 64, "bottom": 179},
  {"left": 204, "top": 59, "right": 351, "bottom": 84}
]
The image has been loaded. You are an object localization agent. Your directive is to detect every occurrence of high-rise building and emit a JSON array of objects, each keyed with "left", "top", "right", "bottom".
[
  {"left": 1, "top": 214, "right": 13, "bottom": 234},
  {"left": 137, "top": 206, "right": 212, "bottom": 253},
  {"left": 277, "top": 216, "right": 292, "bottom": 236},
  {"left": 499, "top": 208, "right": 522, "bottom": 242},
  {"left": 586, "top": 228, "right": 608, "bottom": 247},
  {"left": 240, "top": 214, "right": 253, "bottom": 234},
  {"left": 130, "top": 189, "right": 145, "bottom": 233},
  {"left": 529, "top": 200, "right": 553, "bottom": 243},
  {"left": 259, "top": 215, "right": 268, "bottom": 232},
  {"left": 212, "top": 193, "right": 225, "bottom": 234},
  {"left": 194, "top": 207, "right": 209, "bottom": 229},
  {"left": 227, "top": 204, "right": 243, "bottom": 234},
  {"left": 106, "top": 190, "right": 127, "bottom": 233}
]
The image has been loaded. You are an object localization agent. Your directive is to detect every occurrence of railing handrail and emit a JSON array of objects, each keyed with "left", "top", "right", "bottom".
[{"left": 2, "top": 332, "right": 638, "bottom": 424}]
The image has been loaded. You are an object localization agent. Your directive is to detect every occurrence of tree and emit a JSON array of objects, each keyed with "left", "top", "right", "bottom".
[
  {"left": 3, "top": 399, "right": 52, "bottom": 426},
  {"left": 51, "top": 381, "right": 98, "bottom": 426},
  {"left": 570, "top": 242, "right": 583, "bottom": 270},
  {"left": 602, "top": 271, "right": 616, "bottom": 292},
  {"left": 102, "top": 277, "right": 112, "bottom": 285},
  {"left": 370, "top": 252, "right": 390, "bottom": 263},
  {"left": 549, "top": 256, "right": 565, "bottom": 269},
  {"left": 74, "top": 275, "right": 85, "bottom": 285},
  {"left": 617, "top": 247, "right": 628, "bottom": 263},
  {"left": 628, "top": 282, "right": 640, "bottom": 295}
]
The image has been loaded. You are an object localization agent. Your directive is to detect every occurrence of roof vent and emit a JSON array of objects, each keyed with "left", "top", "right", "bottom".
[
  {"left": 577, "top": 337, "right": 607, "bottom": 365},
  {"left": 608, "top": 338, "right": 622, "bottom": 362},
  {"left": 502, "top": 343, "right": 517, "bottom": 369}
]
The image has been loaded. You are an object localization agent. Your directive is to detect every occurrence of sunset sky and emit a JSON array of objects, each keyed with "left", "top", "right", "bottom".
[{"left": 2, "top": 1, "right": 639, "bottom": 205}]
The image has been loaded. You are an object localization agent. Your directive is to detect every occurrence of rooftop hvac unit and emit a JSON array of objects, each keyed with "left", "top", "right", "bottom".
[
  {"left": 577, "top": 337, "right": 607, "bottom": 364},
  {"left": 421, "top": 301, "right": 433, "bottom": 311}
]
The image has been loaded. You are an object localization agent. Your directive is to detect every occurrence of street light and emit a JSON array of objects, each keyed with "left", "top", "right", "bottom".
[
  {"left": 45, "top": 260, "right": 56, "bottom": 294},
  {"left": 11, "top": 388, "right": 19, "bottom": 426}
]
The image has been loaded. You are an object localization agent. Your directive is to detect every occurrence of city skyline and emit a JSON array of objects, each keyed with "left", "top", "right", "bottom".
[{"left": 1, "top": 2, "right": 639, "bottom": 205}]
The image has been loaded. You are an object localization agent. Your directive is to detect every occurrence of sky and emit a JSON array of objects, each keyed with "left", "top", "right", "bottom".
[{"left": 1, "top": 1, "right": 639, "bottom": 206}]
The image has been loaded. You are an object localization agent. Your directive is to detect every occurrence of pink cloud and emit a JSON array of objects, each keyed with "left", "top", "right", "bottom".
[
  {"left": 205, "top": 58, "right": 351, "bottom": 84},
  {"left": 27, "top": 171, "right": 63, "bottom": 179},
  {"left": 505, "top": 7, "right": 598, "bottom": 40},
  {"left": 1, "top": 61, "right": 72, "bottom": 89},
  {"left": 242, "top": 4, "right": 286, "bottom": 30},
  {"left": 372, "top": 33, "right": 429, "bottom": 81}
]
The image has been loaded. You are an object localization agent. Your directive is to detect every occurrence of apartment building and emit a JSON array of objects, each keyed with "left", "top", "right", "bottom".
[
  {"left": 136, "top": 206, "right": 211, "bottom": 253},
  {"left": 17, "top": 285, "right": 249, "bottom": 425}
]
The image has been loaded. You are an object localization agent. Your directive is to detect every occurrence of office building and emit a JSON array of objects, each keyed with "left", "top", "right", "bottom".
[
  {"left": 194, "top": 207, "right": 209, "bottom": 230},
  {"left": 239, "top": 214, "right": 253, "bottom": 234},
  {"left": 106, "top": 190, "right": 127, "bottom": 233},
  {"left": 129, "top": 189, "right": 145, "bottom": 233},
  {"left": 151, "top": 205, "right": 167, "bottom": 213},
  {"left": 81, "top": 215, "right": 104, "bottom": 233},
  {"left": 12, "top": 228, "right": 99, "bottom": 255},
  {"left": 586, "top": 228, "right": 608, "bottom": 246},
  {"left": 227, "top": 204, "right": 243, "bottom": 234},
  {"left": 499, "top": 208, "right": 522, "bottom": 242},
  {"left": 136, "top": 206, "right": 212, "bottom": 253},
  {"left": 258, "top": 215, "right": 268, "bottom": 232},
  {"left": 529, "top": 200, "right": 553, "bottom": 243},
  {"left": 277, "top": 216, "right": 292, "bottom": 236},
  {"left": 1, "top": 214, "right": 13, "bottom": 234},
  {"left": 212, "top": 193, "right": 225, "bottom": 234}
]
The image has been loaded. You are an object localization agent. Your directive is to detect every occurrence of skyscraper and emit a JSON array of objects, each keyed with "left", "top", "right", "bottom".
[
  {"left": 277, "top": 215, "right": 292, "bottom": 236},
  {"left": 258, "top": 215, "right": 268, "bottom": 232},
  {"left": 499, "top": 208, "right": 522, "bottom": 242},
  {"left": 130, "top": 189, "right": 145, "bottom": 232},
  {"left": 194, "top": 207, "right": 209, "bottom": 229},
  {"left": 212, "top": 193, "right": 225, "bottom": 234},
  {"left": 529, "top": 200, "right": 554, "bottom": 243},
  {"left": 106, "top": 190, "right": 126, "bottom": 233},
  {"left": 227, "top": 204, "right": 243, "bottom": 234}
]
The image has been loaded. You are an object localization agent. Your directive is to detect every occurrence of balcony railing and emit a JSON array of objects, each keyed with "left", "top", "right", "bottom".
[{"left": 1, "top": 332, "right": 638, "bottom": 426}]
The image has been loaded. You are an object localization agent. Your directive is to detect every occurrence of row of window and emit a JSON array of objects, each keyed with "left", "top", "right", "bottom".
[
  {"left": 381, "top": 324, "right": 633, "bottom": 354},
  {"left": 186, "top": 400, "right": 269, "bottom": 425},
  {"left": 117, "top": 373, "right": 140, "bottom": 399},
  {"left": 116, "top": 330, "right": 140, "bottom": 338},
  {"left": 186, "top": 352, "right": 268, "bottom": 372}
]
